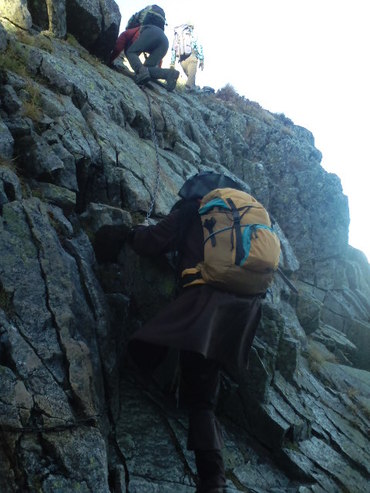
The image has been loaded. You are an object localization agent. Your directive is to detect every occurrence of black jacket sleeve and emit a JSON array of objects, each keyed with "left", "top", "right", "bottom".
[{"left": 131, "top": 210, "right": 179, "bottom": 256}]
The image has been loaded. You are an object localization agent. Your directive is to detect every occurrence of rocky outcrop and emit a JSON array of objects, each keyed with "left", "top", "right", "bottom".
[
  {"left": 0, "top": 0, "right": 32, "bottom": 30},
  {"left": 0, "top": 15, "right": 369, "bottom": 493},
  {"left": 0, "top": 0, "right": 120, "bottom": 60}
]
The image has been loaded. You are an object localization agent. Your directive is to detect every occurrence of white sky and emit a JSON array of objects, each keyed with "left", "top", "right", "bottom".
[{"left": 116, "top": 0, "right": 370, "bottom": 262}]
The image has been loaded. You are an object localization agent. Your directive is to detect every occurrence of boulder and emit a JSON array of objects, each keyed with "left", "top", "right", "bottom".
[
  {"left": 0, "top": 0, "right": 32, "bottom": 30},
  {"left": 0, "top": 20, "right": 9, "bottom": 51},
  {"left": 66, "top": 0, "right": 121, "bottom": 61}
]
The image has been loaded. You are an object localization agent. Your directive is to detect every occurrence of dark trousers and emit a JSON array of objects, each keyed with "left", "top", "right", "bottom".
[
  {"left": 128, "top": 343, "right": 226, "bottom": 488},
  {"left": 180, "top": 351, "right": 226, "bottom": 489},
  {"left": 126, "top": 25, "right": 169, "bottom": 72}
]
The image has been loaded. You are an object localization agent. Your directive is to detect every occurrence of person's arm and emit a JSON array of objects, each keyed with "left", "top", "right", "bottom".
[
  {"left": 192, "top": 35, "right": 204, "bottom": 69},
  {"left": 170, "top": 34, "right": 178, "bottom": 67},
  {"left": 130, "top": 210, "right": 180, "bottom": 256},
  {"left": 110, "top": 31, "right": 129, "bottom": 63},
  {"left": 170, "top": 48, "right": 177, "bottom": 67},
  {"left": 110, "top": 28, "right": 139, "bottom": 63}
]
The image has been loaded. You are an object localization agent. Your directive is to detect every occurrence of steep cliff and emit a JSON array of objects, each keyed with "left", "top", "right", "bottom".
[{"left": 0, "top": 10, "right": 369, "bottom": 493}]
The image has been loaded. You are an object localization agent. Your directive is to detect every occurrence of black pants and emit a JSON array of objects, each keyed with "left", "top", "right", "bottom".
[
  {"left": 128, "top": 343, "right": 226, "bottom": 488},
  {"left": 180, "top": 351, "right": 226, "bottom": 489},
  {"left": 180, "top": 351, "right": 223, "bottom": 450},
  {"left": 126, "top": 25, "right": 169, "bottom": 73}
]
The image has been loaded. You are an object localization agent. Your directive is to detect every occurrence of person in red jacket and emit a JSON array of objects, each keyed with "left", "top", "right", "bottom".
[
  {"left": 127, "top": 172, "right": 263, "bottom": 493},
  {"left": 110, "top": 26, "right": 141, "bottom": 65},
  {"left": 109, "top": 8, "right": 179, "bottom": 91}
]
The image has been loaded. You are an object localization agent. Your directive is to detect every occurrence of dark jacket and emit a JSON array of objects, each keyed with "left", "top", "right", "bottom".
[{"left": 129, "top": 205, "right": 262, "bottom": 377}]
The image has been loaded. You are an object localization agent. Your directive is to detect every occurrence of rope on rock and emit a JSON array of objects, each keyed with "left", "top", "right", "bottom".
[
  {"left": 143, "top": 87, "right": 161, "bottom": 220},
  {"left": 277, "top": 267, "right": 298, "bottom": 294}
]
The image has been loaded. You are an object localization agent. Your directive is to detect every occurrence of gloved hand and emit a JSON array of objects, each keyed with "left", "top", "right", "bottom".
[
  {"left": 199, "top": 60, "right": 204, "bottom": 70},
  {"left": 127, "top": 218, "right": 150, "bottom": 244},
  {"left": 94, "top": 223, "right": 131, "bottom": 260},
  {"left": 126, "top": 227, "right": 136, "bottom": 244}
]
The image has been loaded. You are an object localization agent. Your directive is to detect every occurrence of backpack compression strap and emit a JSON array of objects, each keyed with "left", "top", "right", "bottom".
[
  {"left": 226, "top": 198, "right": 244, "bottom": 265},
  {"left": 181, "top": 267, "right": 204, "bottom": 287}
]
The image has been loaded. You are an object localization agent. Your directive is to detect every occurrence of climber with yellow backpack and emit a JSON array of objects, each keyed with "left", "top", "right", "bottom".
[{"left": 126, "top": 171, "right": 280, "bottom": 493}]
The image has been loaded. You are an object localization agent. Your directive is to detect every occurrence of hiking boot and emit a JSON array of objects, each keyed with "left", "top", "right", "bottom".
[
  {"left": 166, "top": 69, "right": 180, "bottom": 92},
  {"left": 185, "top": 85, "right": 200, "bottom": 93},
  {"left": 135, "top": 66, "right": 150, "bottom": 85},
  {"left": 194, "top": 450, "right": 226, "bottom": 493}
]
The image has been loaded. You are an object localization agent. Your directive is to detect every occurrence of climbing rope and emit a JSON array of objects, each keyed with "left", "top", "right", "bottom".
[
  {"left": 277, "top": 267, "right": 298, "bottom": 294},
  {"left": 143, "top": 87, "right": 161, "bottom": 220}
]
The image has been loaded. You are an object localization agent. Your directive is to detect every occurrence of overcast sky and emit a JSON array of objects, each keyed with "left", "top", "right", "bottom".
[{"left": 115, "top": 0, "right": 370, "bottom": 261}]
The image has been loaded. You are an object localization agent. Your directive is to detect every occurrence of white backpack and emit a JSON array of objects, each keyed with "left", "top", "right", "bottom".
[{"left": 173, "top": 25, "right": 193, "bottom": 57}]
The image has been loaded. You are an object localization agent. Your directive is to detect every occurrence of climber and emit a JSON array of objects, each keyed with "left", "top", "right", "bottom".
[
  {"left": 126, "top": 171, "right": 264, "bottom": 493},
  {"left": 170, "top": 21, "right": 204, "bottom": 91},
  {"left": 109, "top": 5, "right": 180, "bottom": 91}
]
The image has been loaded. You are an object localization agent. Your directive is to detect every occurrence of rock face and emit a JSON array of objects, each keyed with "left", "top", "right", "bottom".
[
  {"left": 1, "top": 0, "right": 120, "bottom": 60},
  {"left": 0, "top": 15, "right": 369, "bottom": 493},
  {"left": 0, "top": 0, "right": 32, "bottom": 30}
]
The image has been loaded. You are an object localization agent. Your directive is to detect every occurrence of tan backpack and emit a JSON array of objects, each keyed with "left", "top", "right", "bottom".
[{"left": 182, "top": 188, "right": 281, "bottom": 295}]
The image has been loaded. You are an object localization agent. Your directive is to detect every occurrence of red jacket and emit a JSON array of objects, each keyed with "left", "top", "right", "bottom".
[{"left": 110, "top": 26, "right": 140, "bottom": 63}]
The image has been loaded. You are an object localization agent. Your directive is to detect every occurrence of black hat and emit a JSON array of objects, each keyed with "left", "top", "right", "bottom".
[{"left": 178, "top": 171, "right": 243, "bottom": 199}]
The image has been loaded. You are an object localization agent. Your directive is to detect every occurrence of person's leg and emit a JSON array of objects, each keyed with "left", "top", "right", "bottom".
[
  {"left": 180, "top": 58, "right": 190, "bottom": 79},
  {"left": 180, "top": 351, "right": 226, "bottom": 492},
  {"left": 126, "top": 26, "right": 168, "bottom": 72},
  {"left": 195, "top": 451, "right": 226, "bottom": 493},
  {"left": 147, "top": 66, "right": 179, "bottom": 91},
  {"left": 181, "top": 54, "right": 198, "bottom": 88},
  {"left": 185, "top": 54, "right": 198, "bottom": 88},
  {"left": 46, "top": 0, "right": 66, "bottom": 38},
  {"left": 143, "top": 27, "right": 169, "bottom": 68}
]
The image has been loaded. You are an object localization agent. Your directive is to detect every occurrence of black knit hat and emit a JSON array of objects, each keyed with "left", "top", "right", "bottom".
[{"left": 178, "top": 171, "right": 243, "bottom": 199}]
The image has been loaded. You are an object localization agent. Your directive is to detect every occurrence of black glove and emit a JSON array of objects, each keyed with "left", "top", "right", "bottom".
[{"left": 94, "top": 224, "right": 130, "bottom": 262}]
